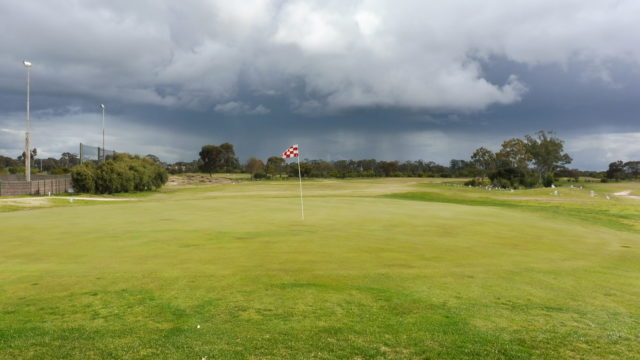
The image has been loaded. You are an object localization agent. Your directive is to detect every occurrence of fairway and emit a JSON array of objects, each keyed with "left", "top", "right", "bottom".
[{"left": 1, "top": 178, "right": 639, "bottom": 359}]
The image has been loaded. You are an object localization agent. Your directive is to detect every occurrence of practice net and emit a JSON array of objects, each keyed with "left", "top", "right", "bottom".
[{"left": 79, "top": 143, "right": 116, "bottom": 163}]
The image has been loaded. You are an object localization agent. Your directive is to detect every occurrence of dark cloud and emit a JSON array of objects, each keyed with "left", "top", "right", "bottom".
[{"left": 1, "top": 1, "right": 640, "bottom": 170}]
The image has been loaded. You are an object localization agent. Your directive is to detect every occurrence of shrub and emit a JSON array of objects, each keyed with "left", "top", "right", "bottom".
[
  {"left": 71, "top": 153, "right": 168, "bottom": 194},
  {"left": 71, "top": 162, "right": 96, "bottom": 193},
  {"left": 493, "top": 178, "right": 512, "bottom": 189},
  {"left": 51, "top": 167, "right": 70, "bottom": 175},
  {"left": 252, "top": 172, "right": 266, "bottom": 180},
  {"left": 464, "top": 179, "right": 477, "bottom": 186}
]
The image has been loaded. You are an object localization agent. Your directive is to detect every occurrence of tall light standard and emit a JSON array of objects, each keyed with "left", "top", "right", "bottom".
[
  {"left": 23, "top": 60, "right": 32, "bottom": 182},
  {"left": 99, "top": 104, "right": 105, "bottom": 161}
]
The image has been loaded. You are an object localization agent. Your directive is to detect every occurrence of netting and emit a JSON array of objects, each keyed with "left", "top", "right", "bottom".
[{"left": 79, "top": 143, "right": 115, "bottom": 163}]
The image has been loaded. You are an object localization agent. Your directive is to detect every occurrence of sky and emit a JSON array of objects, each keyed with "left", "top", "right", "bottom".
[{"left": 1, "top": 1, "right": 639, "bottom": 170}]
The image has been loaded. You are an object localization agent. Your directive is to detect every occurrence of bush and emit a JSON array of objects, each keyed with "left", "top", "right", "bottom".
[
  {"left": 71, "top": 153, "right": 168, "bottom": 194},
  {"left": 543, "top": 174, "right": 555, "bottom": 187},
  {"left": 51, "top": 167, "right": 70, "bottom": 175},
  {"left": 8, "top": 166, "right": 24, "bottom": 174},
  {"left": 71, "top": 162, "right": 96, "bottom": 193},
  {"left": 493, "top": 178, "right": 512, "bottom": 189},
  {"left": 464, "top": 178, "right": 481, "bottom": 186},
  {"left": 253, "top": 172, "right": 267, "bottom": 180}
]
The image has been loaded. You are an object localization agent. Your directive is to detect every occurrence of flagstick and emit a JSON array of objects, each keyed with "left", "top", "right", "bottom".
[{"left": 297, "top": 154, "right": 304, "bottom": 220}]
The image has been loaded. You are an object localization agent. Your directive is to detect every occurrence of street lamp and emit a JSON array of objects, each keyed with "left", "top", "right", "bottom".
[
  {"left": 23, "top": 60, "right": 32, "bottom": 182},
  {"left": 99, "top": 104, "right": 105, "bottom": 161}
]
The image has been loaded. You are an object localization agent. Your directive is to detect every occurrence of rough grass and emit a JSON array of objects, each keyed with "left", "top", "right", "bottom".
[{"left": 1, "top": 178, "right": 639, "bottom": 359}]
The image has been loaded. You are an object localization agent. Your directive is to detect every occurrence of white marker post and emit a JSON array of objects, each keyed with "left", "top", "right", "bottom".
[{"left": 297, "top": 152, "right": 304, "bottom": 220}]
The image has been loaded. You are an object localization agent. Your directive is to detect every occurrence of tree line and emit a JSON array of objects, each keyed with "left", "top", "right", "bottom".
[
  {"left": 464, "top": 130, "right": 573, "bottom": 188},
  {"left": 0, "top": 151, "right": 80, "bottom": 175},
  {"left": 188, "top": 131, "right": 580, "bottom": 188},
  {"left": 604, "top": 161, "right": 640, "bottom": 181},
  {"left": 2, "top": 130, "right": 638, "bottom": 193}
]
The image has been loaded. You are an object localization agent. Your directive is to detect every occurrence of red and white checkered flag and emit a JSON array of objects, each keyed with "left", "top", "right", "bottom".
[{"left": 282, "top": 144, "right": 299, "bottom": 159}]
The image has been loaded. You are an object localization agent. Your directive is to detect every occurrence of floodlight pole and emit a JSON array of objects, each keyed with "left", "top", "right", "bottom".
[
  {"left": 100, "top": 104, "right": 105, "bottom": 161},
  {"left": 23, "top": 60, "right": 32, "bottom": 182}
]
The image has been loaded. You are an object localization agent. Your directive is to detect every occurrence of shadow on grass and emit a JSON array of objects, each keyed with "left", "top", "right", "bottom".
[{"left": 384, "top": 191, "right": 640, "bottom": 234}]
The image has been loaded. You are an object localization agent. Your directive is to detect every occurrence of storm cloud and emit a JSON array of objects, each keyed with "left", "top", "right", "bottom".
[{"left": 1, "top": 1, "right": 639, "bottom": 169}]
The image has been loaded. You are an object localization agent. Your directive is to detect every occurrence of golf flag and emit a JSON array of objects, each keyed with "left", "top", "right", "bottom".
[
  {"left": 282, "top": 144, "right": 299, "bottom": 159},
  {"left": 282, "top": 144, "right": 304, "bottom": 220}
]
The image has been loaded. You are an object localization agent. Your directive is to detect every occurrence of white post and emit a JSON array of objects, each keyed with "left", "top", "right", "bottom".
[{"left": 297, "top": 154, "right": 304, "bottom": 220}]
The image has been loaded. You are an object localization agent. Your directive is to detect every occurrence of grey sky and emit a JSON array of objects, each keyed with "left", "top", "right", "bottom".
[{"left": 1, "top": 0, "right": 639, "bottom": 170}]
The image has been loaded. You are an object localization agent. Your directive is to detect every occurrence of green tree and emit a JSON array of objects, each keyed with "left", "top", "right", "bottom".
[
  {"left": 606, "top": 161, "right": 625, "bottom": 180},
  {"left": 471, "top": 147, "right": 496, "bottom": 181},
  {"left": 144, "top": 154, "right": 161, "bottom": 163},
  {"left": 624, "top": 161, "right": 640, "bottom": 179},
  {"left": 60, "top": 152, "right": 79, "bottom": 167},
  {"left": 525, "top": 130, "right": 572, "bottom": 183},
  {"left": 18, "top": 148, "right": 38, "bottom": 167},
  {"left": 378, "top": 161, "right": 399, "bottom": 177},
  {"left": 496, "top": 138, "right": 532, "bottom": 170},
  {"left": 199, "top": 145, "right": 224, "bottom": 176},
  {"left": 0, "top": 155, "right": 20, "bottom": 169},
  {"left": 245, "top": 157, "right": 265, "bottom": 180},
  {"left": 265, "top": 156, "right": 285, "bottom": 179},
  {"left": 220, "top": 143, "right": 240, "bottom": 172}
]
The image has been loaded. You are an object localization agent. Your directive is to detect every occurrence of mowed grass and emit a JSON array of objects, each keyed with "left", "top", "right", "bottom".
[{"left": 1, "top": 178, "right": 639, "bottom": 359}]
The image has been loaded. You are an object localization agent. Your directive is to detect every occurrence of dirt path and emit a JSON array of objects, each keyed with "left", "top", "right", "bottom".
[
  {"left": 613, "top": 190, "right": 640, "bottom": 200},
  {"left": 167, "top": 174, "right": 239, "bottom": 186},
  {"left": 50, "top": 196, "right": 137, "bottom": 201},
  {"left": 0, "top": 196, "right": 136, "bottom": 205}
]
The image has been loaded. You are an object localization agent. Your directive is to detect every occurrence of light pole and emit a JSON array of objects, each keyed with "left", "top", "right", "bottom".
[
  {"left": 99, "top": 104, "right": 105, "bottom": 161},
  {"left": 23, "top": 60, "right": 32, "bottom": 182}
]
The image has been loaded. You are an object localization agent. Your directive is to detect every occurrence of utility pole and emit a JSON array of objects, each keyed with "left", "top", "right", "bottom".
[
  {"left": 100, "top": 104, "right": 105, "bottom": 162},
  {"left": 23, "top": 60, "right": 32, "bottom": 182}
]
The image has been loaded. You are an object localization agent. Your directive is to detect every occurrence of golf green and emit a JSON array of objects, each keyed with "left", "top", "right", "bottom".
[{"left": 1, "top": 178, "right": 639, "bottom": 359}]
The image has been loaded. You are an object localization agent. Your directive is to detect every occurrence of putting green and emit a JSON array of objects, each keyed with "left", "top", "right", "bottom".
[{"left": 1, "top": 178, "right": 639, "bottom": 359}]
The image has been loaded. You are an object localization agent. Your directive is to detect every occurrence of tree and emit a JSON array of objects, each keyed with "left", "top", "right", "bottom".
[
  {"left": 144, "top": 154, "right": 161, "bottom": 163},
  {"left": 449, "top": 159, "right": 474, "bottom": 177},
  {"left": 624, "top": 161, "right": 640, "bottom": 179},
  {"left": 199, "top": 145, "right": 224, "bottom": 176},
  {"left": 220, "top": 143, "right": 240, "bottom": 172},
  {"left": 496, "top": 138, "right": 532, "bottom": 170},
  {"left": 245, "top": 157, "right": 265, "bottom": 179},
  {"left": 606, "top": 161, "right": 625, "bottom": 180},
  {"left": 18, "top": 148, "right": 38, "bottom": 166},
  {"left": 41, "top": 158, "right": 61, "bottom": 172},
  {"left": 265, "top": 156, "right": 285, "bottom": 178},
  {"left": 525, "top": 130, "right": 572, "bottom": 183},
  {"left": 59, "top": 152, "right": 79, "bottom": 168},
  {"left": 0, "top": 155, "right": 20, "bottom": 169},
  {"left": 471, "top": 147, "right": 496, "bottom": 181},
  {"left": 378, "top": 161, "right": 399, "bottom": 177}
]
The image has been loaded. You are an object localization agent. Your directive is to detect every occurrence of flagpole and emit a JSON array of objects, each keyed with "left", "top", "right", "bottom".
[{"left": 297, "top": 154, "right": 304, "bottom": 220}]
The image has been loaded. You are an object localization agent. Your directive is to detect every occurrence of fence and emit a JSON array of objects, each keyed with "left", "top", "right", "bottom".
[
  {"left": 80, "top": 143, "right": 115, "bottom": 163},
  {"left": 0, "top": 175, "right": 72, "bottom": 196}
]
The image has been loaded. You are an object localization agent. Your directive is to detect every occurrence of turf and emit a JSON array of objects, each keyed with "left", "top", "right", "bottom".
[{"left": 1, "top": 178, "right": 639, "bottom": 359}]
